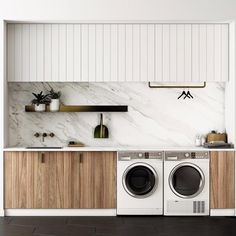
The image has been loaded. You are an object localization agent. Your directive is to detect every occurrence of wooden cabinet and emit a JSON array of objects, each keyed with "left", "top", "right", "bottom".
[
  {"left": 7, "top": 23, "right": 229, "bottom": 82},
  {"left": 77, "top": 152, "right": 116, "bottom": 208},
  {"left": 210, "top": 151, "right": 235, "bottom": 209},
  {"left": 5, "top": 151, "right": 71, "bottom": 208},
  {"left": 4, "top": 151, "right": 116, "bottom": 209},
  {"left": 5, "top": 151, "right": 35, "bottom": 208},
  {"left": 68, "top": 151, "right": 116, "bottom": 209}
]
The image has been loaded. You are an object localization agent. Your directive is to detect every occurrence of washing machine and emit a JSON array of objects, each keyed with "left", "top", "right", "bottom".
[
  {"left": 164, "top": 151, "right": 209, "bottom": 216},
  {"left": 117, "top": 151, "right": 163, "bottom": 215}
]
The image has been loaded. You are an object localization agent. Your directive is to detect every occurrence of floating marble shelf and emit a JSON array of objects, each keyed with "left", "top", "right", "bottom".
[{"left": 25, "top": 105, "right": 128, "bottom": 112}]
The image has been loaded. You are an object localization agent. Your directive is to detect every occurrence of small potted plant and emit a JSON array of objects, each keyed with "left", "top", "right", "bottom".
[
  {"left": 49, "top": 89, "right": 61, "bottom": 112},
  {"left": 32, "top": 91, "right": 50, "bottom": 112}
]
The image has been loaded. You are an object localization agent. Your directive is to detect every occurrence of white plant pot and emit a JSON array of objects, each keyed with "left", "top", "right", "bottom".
[
  {"left": 35, "top": 104, "right": 46, "bottom": 112},
  {"left": 50, "top": 99, "right": 60, "bottom": 112}
]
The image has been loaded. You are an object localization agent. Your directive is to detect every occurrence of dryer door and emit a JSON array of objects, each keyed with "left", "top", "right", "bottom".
[
  {"left": 123, "top": 163, "right": 158, "bottom": 198},
  {"left": 169, "top": 163, "right": 205, "bottom": 198}
]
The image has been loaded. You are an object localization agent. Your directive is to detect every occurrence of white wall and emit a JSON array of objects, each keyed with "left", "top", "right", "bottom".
[{"left": 0, "top": 0, "right": 236, "bottom": 21}]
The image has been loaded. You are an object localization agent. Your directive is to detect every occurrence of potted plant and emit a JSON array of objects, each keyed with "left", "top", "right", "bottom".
[
  {"left": 32, "top": 91, "right": 50, "bottom": 112},
  {"left": 49, "top": 89, "right": 61, "bottom": 112}
]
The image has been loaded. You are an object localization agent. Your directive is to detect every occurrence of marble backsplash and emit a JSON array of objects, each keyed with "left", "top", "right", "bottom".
[{"left": 8, "top": 82, "right": 225, "bottom": 147}]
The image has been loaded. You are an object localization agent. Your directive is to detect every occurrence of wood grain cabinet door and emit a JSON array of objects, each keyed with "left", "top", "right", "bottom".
[
  {"left": 210, "top": 151, "right": 235, "bottom": 209},
  {"left": 5, "top": 151, "right": 36, "bottom": 208},
  {"left": 4, "top": 151, "right": 73, "bottom": 209},
  {"left": 33, "top": 151, "right": 73, "bottom": 209},
  {"left": 5, "top": 151, "right": 116, "bottom": 209},
  {"left": 77, "top": 152, "right": 116, "bottom": 209}
]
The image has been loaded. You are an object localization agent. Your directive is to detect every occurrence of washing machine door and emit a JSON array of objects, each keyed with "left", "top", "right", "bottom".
[
  {"left": 123, "top": 163, "right": 158, "bottom": 198},
  {"left": 169, "top": 163, "right": 205, "bottom": 198}
]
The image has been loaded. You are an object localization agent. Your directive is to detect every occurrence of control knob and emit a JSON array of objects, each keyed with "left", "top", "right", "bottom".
[{"left": 184, "top": 152, "right": 190, "bottom": 158}]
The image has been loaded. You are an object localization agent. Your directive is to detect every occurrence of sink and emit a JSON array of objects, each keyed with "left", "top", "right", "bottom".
[{"left": 26, "top": 147, "right": 63, "bottom": 149}]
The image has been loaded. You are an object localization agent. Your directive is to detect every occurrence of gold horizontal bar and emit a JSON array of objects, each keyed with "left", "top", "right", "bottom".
[
  {"left": 148, "top": 82, "right": 206, "bottom": 89},
  {"left": 25, "top": 105, "right": 128, "bottom": 112}
]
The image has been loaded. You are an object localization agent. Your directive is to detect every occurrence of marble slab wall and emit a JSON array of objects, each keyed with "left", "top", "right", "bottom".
[{"left": 8, "top": 82, "right": 225, "bottom": 147}]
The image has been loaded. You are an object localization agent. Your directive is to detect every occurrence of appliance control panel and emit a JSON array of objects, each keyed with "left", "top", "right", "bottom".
[
  {"left": 165, "top": 151, "right": 209, "bottom": 161},
  {"left": 118, "top": 151, "right": 164, "bottom": 161}
]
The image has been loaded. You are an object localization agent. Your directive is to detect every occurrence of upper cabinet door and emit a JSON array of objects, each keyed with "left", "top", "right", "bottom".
[{"left": 7, "top": 23, "right": 229, "bottom": 82}]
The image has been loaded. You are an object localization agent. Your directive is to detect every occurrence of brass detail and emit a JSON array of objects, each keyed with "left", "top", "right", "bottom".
[
  {"left": 148, "top": 82, "right": 206, "bottom": 89},
  {"left": 207, "top": 133, "right": 227, "bottom": 143},
  {"left": 25, "top": 105, "right": 128, "bottom": 112}
]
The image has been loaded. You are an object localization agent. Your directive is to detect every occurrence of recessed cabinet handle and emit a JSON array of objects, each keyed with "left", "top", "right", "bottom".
[
  {"left": 79, "top": 153, "right": 83, "bottom": 163},
  {"left": 41, "top": 152, "right": 45, "bottom": 163}
]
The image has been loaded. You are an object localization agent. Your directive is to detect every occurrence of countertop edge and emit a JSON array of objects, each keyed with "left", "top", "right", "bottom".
[{"left": 3, "top": 147, "right": 235, "bottom": 152}]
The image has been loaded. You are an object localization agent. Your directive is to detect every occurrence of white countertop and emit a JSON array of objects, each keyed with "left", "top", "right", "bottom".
[{"left": 3, "top": 146, "right": 235, "bottom": 152}]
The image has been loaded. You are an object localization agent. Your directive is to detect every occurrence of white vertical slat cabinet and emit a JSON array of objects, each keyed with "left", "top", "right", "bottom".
[
  {"left": 133, "top": 24, "right": 140, "bottom": 81},
  {"left": 206, "top": 24, "right": 215, "bottom": 82},
  {"left": 58, "top": 24, "right": 67, "bottom": 82},
  {"left": 36, "top": 24, "right": 44, "bottom": 82},
  {"left": 117, "top": 24, "right": 126, "bottom": 82},
  {"left": 184, "top": 24, "right": 192, "bottom": 82},
  {"left": 221, "top": 25, "right": 229, "bottom": 82},
  {"left": 88, "top": 24, "right": 96, "bottom": 82},
  {"left": 95, "top": 24, "right": 103, "bottom": 82},
  {"left": 51, "top": 24, "right": 59, "bottom": 82},
  {"left": 103, "top": 24, "right": 111, "bottom": 82},
  {"left": 125, "top": 24, "right": 133, "bottom": 82},
  {"left": 22, "top": 24, "right": 30, "bottom": 82},
  {"left": 14, "top": 24, "right": 22, "bottom": 82},
  {"left": 7, "top": 24, "right": 15, "bottom": 82},
  {"left": 192, "top": 24, "right": 200, "bottom": 82},
  {"left": 67, "top": 24, "right": 74, "bottom": 82},
  {"left": 73, "top": 24, "right": 81, "bottom": 82},
  {"left": 140, "top": 24, "right": 148, "bottom": 82},
  {"left": 44, "top": 24, "right": 52, "bottom": 82},
  {"left": 199, "top": 24, "right": 207, "bottom": 82},
  {"left": 176, "top": 24, "right": 185, "bottom": 82},
  {"left": 169, "top": 24, "right": 177, "bottom": 82},
  {"left": 147, "top": 24, "right": 155, "bottom": 81},
  {"left": 162, "top": 24, "right": 170, "bottom": 82},
  {"left": 81, "top": 24, "right": 89, "bottom": 82},
  {"left": 29, "top": 24, "right": 37, "bottom": 82},
  {"left": 7, "top": 23, "right": 229, "bottom": 82},
  {"left": 155, "top": 24, "right": 163, "bottom": 82},
  {"left": 110, "top": 24, "right": 118, "bottom": 82}
]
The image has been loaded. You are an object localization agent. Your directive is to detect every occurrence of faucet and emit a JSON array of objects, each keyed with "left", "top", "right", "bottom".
[
  {"left": 34, "top": 132, "right": 55, "bottom": 142},
  {"left": 42, "top": 133, "right": 47, "bottom": 142}
]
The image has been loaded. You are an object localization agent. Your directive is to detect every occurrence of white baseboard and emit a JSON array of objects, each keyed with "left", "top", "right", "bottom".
[
  {"left": 5, "top": 209, "right": 116, "bottom": 216},
  {"left": 5, "top": 209, "right": 235, "bottom": 217},
  {"left": 210, "top": 209, "right": 235, "bottom": 216}
]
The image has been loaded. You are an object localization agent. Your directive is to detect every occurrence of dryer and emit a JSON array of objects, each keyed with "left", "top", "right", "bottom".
[
  {"left": 117, "top": 151, "right": 163, "bottom": 215},
  {"left": 164, "top": 151, "right": 209, "bottom": 216}
]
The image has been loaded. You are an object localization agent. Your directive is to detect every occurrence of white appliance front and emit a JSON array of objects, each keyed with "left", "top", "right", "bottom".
[
  {"left": 117, "top": 152, "right": 163, "bottom": 215},
  {"left": 164, "top": 151, "right": 209, "bottom": 216}
]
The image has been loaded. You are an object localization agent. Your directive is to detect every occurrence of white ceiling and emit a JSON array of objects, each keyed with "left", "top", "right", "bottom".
[{"left": 0, "top": 0, "right": 236, "bottom": 21}]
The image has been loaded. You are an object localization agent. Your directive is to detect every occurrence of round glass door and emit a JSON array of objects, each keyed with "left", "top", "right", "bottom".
[
  {"left": 169, "top": 163, "right": 205, "bottom": 198},
  {"left": 123, "top": 163, "right": 158, "bottom": 198}
]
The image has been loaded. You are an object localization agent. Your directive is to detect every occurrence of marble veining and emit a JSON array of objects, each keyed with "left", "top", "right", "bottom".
[{"left": 8, "top": 82, "right": 225, "bottom": 147}]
